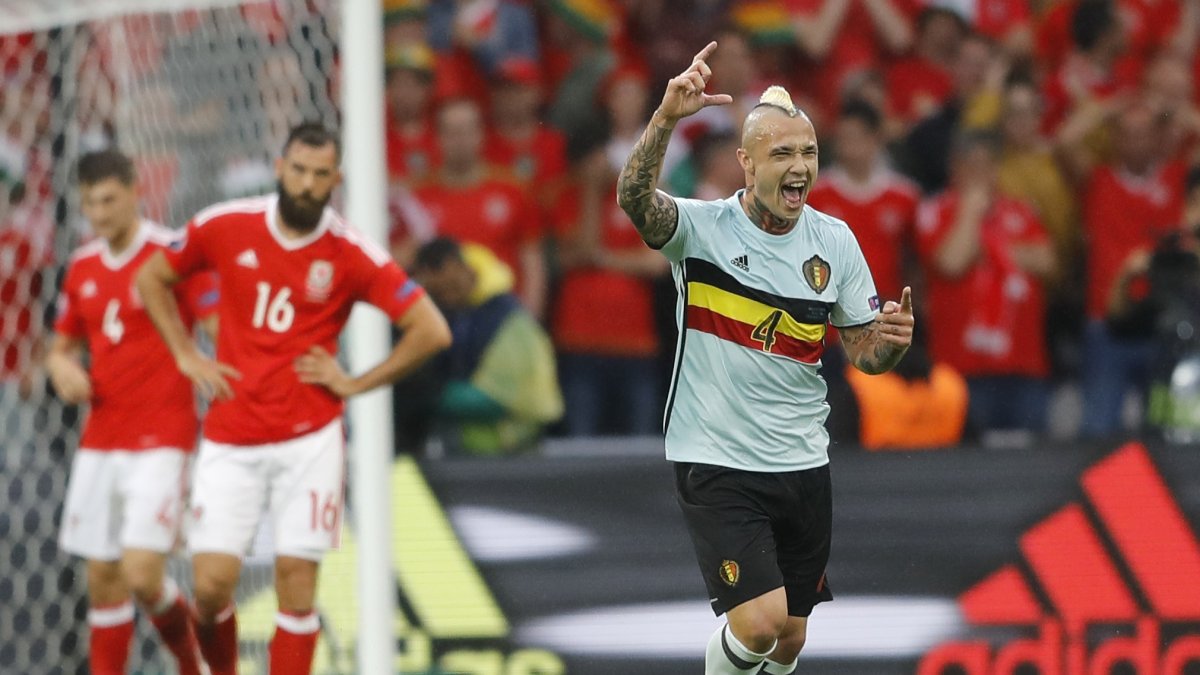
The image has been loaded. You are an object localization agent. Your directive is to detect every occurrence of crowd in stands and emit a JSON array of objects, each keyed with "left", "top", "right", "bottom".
[
  {"left": 4, "top": 0, "right": 1200, "bottom": 456},
  {"left": 380, "top": 0, "right": 1200, "bottom": 452}
]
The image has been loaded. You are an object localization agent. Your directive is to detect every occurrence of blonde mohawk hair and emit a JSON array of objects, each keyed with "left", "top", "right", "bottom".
[{"left": 758, "top": 85, "right": 798, "bottom": 117}]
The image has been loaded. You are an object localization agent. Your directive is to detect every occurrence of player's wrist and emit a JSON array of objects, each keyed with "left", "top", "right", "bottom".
[{"left": 651, "top": 109, "right": 679, "bottom": 130}]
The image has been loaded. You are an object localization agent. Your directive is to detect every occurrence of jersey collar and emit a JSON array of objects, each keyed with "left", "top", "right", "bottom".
[
  {"left": 266, "top": 193, "right": 333, "bottom": 250},
  {"left": 100, "top": 218, "right": 151, "bottom": 270}
]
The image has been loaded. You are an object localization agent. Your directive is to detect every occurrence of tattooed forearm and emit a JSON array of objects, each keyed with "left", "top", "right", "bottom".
[
  {"left": 617, "top": 115, "right": 679, "bottom": 248},
  {"left": 840, "top": 322, "right": 908, "bottom": 375}
]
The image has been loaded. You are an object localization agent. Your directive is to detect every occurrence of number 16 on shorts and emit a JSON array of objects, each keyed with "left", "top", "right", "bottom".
[{"left": 188, "top": 419, "right": 346, "bottom": 560}]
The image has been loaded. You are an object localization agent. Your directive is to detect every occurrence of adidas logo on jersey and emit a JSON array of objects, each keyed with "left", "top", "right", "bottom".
[
  {"left": 81, "top": 279, "right": 98, "bottom": 298},
  {"left": 730, "top": 254, "right": 749, "bottom": 272},
  {"left": 237, "top": 249, "right": 259, "bottom": 269}
]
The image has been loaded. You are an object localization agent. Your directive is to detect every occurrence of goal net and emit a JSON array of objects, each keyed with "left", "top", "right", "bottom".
[{"left": 0, "top": 2, "right": 339, "bottom": 673}]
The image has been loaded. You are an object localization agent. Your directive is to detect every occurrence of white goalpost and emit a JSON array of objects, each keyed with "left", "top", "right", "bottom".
[
  {"left": 339, "top": 0, "right": 396, "bottom": 671},
  {"left": 0, "top": 0, "right": 395, "bottom": 672}
]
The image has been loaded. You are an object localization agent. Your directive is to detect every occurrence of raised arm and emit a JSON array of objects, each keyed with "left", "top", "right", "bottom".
[
  {"left": 617, "top": 41, "right": 731, "bottom": 248},
  {"left": 840, "top": 287, "right": 915, "bottom": 375}
]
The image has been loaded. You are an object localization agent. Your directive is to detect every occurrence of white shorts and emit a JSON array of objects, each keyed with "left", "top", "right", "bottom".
[
  {"left": 188, "top": 418, "right": 345, "bottom": 562},
  {"left": 59, "top": 447, "right": 190, "bottom": 561}
]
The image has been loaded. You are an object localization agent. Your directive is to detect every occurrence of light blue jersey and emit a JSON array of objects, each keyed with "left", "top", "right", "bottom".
[{"left": 657, "top": 192, "right": 879, "bottom": 471}]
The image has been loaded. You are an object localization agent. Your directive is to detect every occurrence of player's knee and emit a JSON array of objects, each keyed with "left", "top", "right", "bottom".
[
  {"left": 774, "top": 630, "right": 807, "bottom": 662},
  {"left": 730, "top": 608, "right": 788, "bottom": 653},
  {"left": 119, "top": 552, "right": 165, "bottom": 601},
  {"left": 85, "top": 560, "right": 126, "bottom": 603},
  {"left": 121, "top": 567, "right": 162, "bottom": 605},
  {"left": 192, "top": 567, "right": 238, "bottom": 616}
]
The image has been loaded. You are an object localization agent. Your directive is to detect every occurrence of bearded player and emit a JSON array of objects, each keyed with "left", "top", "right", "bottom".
[
  {"left": 49, "top": 149, "right": 216, "bottom": 675},
  {"left": 136, "top": 122, "right": 452, "bottom": 675},
  {"left": 617, "top": 43, "right": 915, "bottom": 674}
]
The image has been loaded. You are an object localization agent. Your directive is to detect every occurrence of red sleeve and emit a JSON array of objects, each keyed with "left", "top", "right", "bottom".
[
  {"left": 162, "top": 219, "right": 214, "bottom": 277},
  {"left": 349, "top": 243, "right": 426, "bottom": 322},
  {"left": 178, "top": 270, "right": 219, "bottom": 320},
  {"left": 53, "top": 266, "right": 84, "bottom": 338}
]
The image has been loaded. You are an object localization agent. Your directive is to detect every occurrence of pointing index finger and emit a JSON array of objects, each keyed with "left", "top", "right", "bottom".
[{"left": 692, "top": 41, "right": 718, "bottom": 64}]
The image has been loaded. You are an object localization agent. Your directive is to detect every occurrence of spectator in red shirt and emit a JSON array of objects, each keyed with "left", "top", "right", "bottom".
[
  {"left": 916, "top": 131, "right": 1057, "bottom": 435},
  {"left": 1141, "top": 52, "right": 1200, "bottom": 165},
  {"left": 484, "top": 56, "right": 570, "bottom": 232},
  {"left": 551, "top": 148, "right": 668, "bottom": 436},
  {"left": 808, "top": 100, "right": 919, "bottom": 301},
  {"left": 385, "top": 43, "right": 440, "bottom": 184},
  {"left": 900, "top": 31, "right": 1003, "bottom": 194},
  {"left": 958, "top": 0, "right": 1034, "bottom": 59},
  {"left": 395, "top": 97, "right": 548, "bottom": 317},
  {"left": 1079, "top": 103, "right": 1186, "bottom": 437},
  {"left": 784, "top": 0, "right": 921, "bottom": 121},
  {"left": 887, "top": 7, "right": 964, "bottom": 127},
  {"left": 1041, "top": 0, "right": 1139, "bottom": 134},
  {"left": 1037, "top": 0, "right": 1179, "bottom": 75}
]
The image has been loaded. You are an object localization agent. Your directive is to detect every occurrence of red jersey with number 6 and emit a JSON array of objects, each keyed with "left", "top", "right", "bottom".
[
  {"left": 55, "top": 220, "right": 218, "bottom": 451},
  {"left": 163, "top": 195, "right": 425, "bottom": 445}
]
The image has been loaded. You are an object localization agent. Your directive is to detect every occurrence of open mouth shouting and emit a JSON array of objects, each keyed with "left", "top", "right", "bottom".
[{"left": 781, "top": 180, "right": 807, "bottom": 210}]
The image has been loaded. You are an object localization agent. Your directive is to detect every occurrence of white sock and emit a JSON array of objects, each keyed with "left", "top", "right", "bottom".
[
  {"left": 760, "top": 657, "right": 798, "bottom": 674},
  {"left": 705, "top": 624, "right": 774, "bottom": 675}
]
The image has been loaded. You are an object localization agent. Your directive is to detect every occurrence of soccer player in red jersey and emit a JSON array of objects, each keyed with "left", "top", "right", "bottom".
[
  {"left": 48, "top": 150, "right": 215, "bottom": 675},
  {"left": 136, "top": 123, "right": 452, "bottom": 675}
]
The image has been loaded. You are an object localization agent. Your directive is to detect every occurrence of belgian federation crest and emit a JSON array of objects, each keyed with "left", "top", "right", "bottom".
[
  {"left": 802, "top": 255, "right": 831, "bottom": 294},
  {"left": 719, "top": 560, "right": 740, "bottom": 587}
]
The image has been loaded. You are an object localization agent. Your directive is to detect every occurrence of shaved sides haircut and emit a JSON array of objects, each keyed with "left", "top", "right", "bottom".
[{"left": 742, "top": 86, "right": 811, "bottom": 148}]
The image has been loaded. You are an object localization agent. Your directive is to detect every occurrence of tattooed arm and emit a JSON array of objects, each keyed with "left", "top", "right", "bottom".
[
  {"left": 617, "top": 41, "right": 731, "bottom": 248},
  {"left": 840, "top": 287, "right": 915, "bottom": 375},
  {"left": 617, "top": 118, "right": 681, "bottom": 247}
]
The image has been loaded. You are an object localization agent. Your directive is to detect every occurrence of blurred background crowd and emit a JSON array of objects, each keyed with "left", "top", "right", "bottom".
[
  {"left": 4, "top": 0, "right": 1200, "bottom": 459},
  {"left": 380, "top": 0, "right": 1200, "bottom": 454}
]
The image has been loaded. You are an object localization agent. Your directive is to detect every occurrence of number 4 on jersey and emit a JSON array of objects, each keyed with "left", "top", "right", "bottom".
[
  {"left": 752, "top": 310, "right": 783, "bottom": 352},
  {"left": 102, "top": 299, "right": 124, "bottom": 344}
]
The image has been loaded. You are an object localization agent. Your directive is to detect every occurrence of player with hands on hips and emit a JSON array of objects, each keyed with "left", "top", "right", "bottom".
[
  {"left": 49, "top": 149, "right": 215, "bottom": 675},
  {"left": 136, "top": 122, "right": 452, "bottom": 675},
  {"left": 617, "top": 42, "right": 914, "bottom": 675}
]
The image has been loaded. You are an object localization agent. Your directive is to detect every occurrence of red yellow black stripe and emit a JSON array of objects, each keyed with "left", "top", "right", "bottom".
[{"left": 683, "top": 258, "right": 830, "bottom": 363}]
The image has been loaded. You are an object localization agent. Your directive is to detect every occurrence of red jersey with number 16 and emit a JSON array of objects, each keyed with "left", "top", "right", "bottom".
[
  {"left": 164, "top": 195, "right": 425, "bottom": 446},
  {"left": 55, "top": 220, "right": 219, "bottom": 451}
]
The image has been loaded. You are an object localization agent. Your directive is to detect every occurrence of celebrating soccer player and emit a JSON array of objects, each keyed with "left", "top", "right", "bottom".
[
  {"left": 136, "top": 122, "right": 452, "bottom": 675},
  {"left": 616, "top": 42, "right": 915, "bottom": 674},
  {"left": 49, "top": 150, "right": 216, "bottom": 675}
]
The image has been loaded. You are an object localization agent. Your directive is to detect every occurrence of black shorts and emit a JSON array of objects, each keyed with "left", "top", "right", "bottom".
[{"left": 674, "top": 461, "right": 834, "bottom": 617}]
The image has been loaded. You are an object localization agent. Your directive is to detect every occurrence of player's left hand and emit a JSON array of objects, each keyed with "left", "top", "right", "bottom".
[
  {"left": 294, "top": 346, "right": 356, "bottom": 398},
  {"left": 875, "top": 286, "right": 915, "bottom": 346}
]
